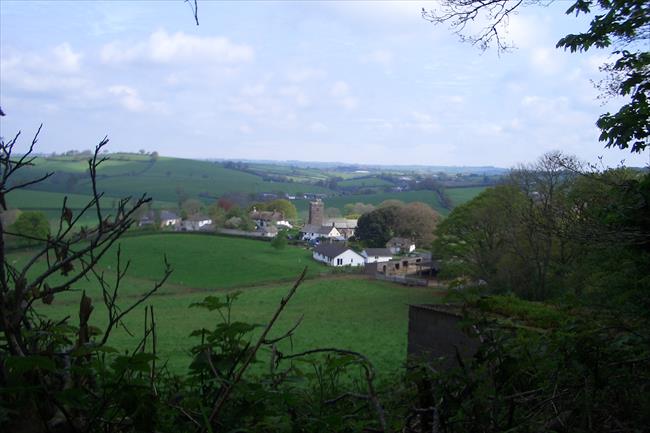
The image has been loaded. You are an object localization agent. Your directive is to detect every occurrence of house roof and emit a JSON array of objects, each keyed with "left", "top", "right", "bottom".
[
  {"left": 313, "top": 243, "right": 355, "bottom": 259},
  {"left": 160, "top": 210, "right": 179, "bottom": 220},
  {"left": 324, "top": 218, "right": 358, "bottom": 229},
  {"left": 362, "top": 248, "right": 393, "bottom": 257},
  {"left": 302, "top": 224, "right": 338, "bottom": 235}
]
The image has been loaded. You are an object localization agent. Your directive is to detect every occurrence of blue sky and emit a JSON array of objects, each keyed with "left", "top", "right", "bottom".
[{"left": 1, "top": 1, "right": 647, "bottom": 168}]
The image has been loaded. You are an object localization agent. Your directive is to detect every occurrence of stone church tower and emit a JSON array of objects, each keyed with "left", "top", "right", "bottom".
[{"left": 308, "top": 199, "right": 325, "bottom": 225}]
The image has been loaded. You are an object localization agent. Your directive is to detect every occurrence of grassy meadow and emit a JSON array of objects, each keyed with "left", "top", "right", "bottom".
[
  {"left": 295, "top": 190, "right": 449, "bottom": 216},
  {"left": 14, "top": 233, "right": 444, "bottom": 376},
  {"left": 446, "top": 186, "right": 487, "bottom": 207},
  {"left": 16, "top": 155, "right": 333, "bottom": 204}
]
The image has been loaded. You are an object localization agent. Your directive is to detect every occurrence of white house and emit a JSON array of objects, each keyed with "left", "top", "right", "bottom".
[
  {"left": 138, "top": 210, "right": 180, "bottom": 228},
  {"left": 301, "top": 224, "right": 342, "bottom": 241},
  {"left": 260, "top": 225, "right": 278, "bottom": 238},
  {"left": 386, "top": 237, "right": 416, "bottom": 254},
  {"left": 324, "top": 218, "right": 357, "bottom": 239},
  {"left": 312, "top": 243, "right": 365, "bottom": 267},
  {"left": 361, "top": 248, "right": 393, "bottom": 264},
  {"left": 159, "top": 210, "right": 180, "bottom": 228},
  {"left": 180, "top": 214, "right": 213, "bottom": 231}
]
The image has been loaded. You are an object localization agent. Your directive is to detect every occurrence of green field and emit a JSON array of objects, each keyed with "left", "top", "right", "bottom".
[
  {"left": 42, "top": 277, "right": 442, "bottom": 374},
  {"left": 11, "top": 233, "right": 328, "bottom": 296},
  {"left": 7, "top": 189, "right": 176, "bottom": 210},
  {"left": 16, "top": 155, "right": 333, "bottom": 204},
  {"left": 17, "top": 233, "right": 443, "bottom": 375},
  {"left": 6, "top": 189, "right": 178, "bottom": 228},
  {"left": 295, "top": 190, "right": 449, "bottom": 215},
  {"left": 337, "top": 177, "right": 395, "bottom": 188},
  {"left": 446, "top": 186, "right": 487, "bottom": 207}
]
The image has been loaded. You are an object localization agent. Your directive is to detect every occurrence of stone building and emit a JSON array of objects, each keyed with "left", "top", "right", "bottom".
[{"left": 308, "top": 199, "right": 325, "bottom": 226}]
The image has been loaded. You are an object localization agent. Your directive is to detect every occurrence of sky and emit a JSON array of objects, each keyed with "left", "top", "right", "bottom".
[{"left": 1, "top": 0, "right": 648, "bottom": 168}]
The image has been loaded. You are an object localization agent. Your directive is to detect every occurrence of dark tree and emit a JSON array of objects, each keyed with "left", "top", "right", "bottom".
[{"left": 356, "top": 205, "right": 400, "bottom": 247}]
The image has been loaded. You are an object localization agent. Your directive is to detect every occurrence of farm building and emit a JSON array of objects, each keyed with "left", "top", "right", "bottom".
[
  {"left": 302, "top": 199, "right": 358, "bottom": 240},
  {"left": 138, "top": 210, "right": 180, "bottom": 228},
  {"left": 312, "top": 243, "right": 365, "bottom": 267},
  {"left": 259, "top": 225, "right": 278, "bottom": 238},
  {"left": 386, "top": 237, "right": 416, "bottom": 254},
  {"left": 180, "top": 214, "right": 213, "bottom": 231},
  {"left": 301, "top": 224, "right": 342, "bottom": 241},
  {"left": 249, "top": 208, "right": 293, "bottom": 229},
  {"left": 361, "top": 248, "right": 393, "bottom": 263},
  {"left": 372, "top": 255, "right": 439, "bottom": 278}
]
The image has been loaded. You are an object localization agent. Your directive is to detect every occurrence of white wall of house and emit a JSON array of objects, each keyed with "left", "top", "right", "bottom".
[
  {"left": 333, "top": 250, "right": 365, "bottom": 267},
  {"left": 161, "top": 218, "right": 179, "bottom": 227},
  {"left": 388, "top": 244, "right": 416, "bottom": 254},
  {"left": 276, "top": 220, "right": 293, "bottom": 229},
  {"left": 312, "top": 251, "right": 330, "bottom": 264},
  {"left": 313, "top": 250, "right": 364, "bottom": 267},
  {"left": 180, "top": 219, "right": 212, "bottom": 231},
  {"left": 361, "top": 252, "right": 392, "bottom": 264},
  {"left": 302, "top": 226, "right": 341, "bottom": 241}
]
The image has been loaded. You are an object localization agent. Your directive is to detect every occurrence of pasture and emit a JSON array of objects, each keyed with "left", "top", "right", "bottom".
[
  {"left": 15, "top": 155, "right": 333, "bottom": 205},
  {"left": 294, "top": 190, "right": 449, "bottom": 215},
  {"left": 446, "top": 186, "right": 488, "bottom": 207},
  {"left": 18, "top": 233, "right": 443, "bottom": 376}
]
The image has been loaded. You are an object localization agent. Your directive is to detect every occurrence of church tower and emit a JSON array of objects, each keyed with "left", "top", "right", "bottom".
[{"left": 308, "top": 199, "right": 324, "bottom": 226}]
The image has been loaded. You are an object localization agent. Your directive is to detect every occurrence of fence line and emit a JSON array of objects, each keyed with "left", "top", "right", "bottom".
[{"left": 374, "top": 274, "right": 429, "bottom": 286}]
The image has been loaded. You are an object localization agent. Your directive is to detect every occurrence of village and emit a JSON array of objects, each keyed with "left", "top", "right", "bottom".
[{"left": 137, "top": 198, "right": 439, "bottom": 283}]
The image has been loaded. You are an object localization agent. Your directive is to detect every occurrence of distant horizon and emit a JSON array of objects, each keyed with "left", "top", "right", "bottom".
[{"left": 33, "top": 149, "right": 650, "bottom": 173}]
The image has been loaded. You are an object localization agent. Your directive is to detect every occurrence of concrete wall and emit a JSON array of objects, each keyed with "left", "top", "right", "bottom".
[{"left": 407, "top": 305, "right": 480, "bottom": 370}]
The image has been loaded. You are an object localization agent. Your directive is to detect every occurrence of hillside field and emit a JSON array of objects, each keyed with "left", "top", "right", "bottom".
[
  {"left": 294, "top": 190, "right": 449, "bottom": 216},
  {"left": 18, "top": 233, "right": 444, "bottom": 375},
  {"left": 16, "top": 155, "right": 333, "bottom": 204},
  {"left": 446, "top": 186, "right": 487, "bottom": 207}
]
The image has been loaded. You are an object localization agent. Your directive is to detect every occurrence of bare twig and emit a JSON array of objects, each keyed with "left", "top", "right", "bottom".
[
  {"left": 206, "top": 267, "right": 307, "bottom": 426},
  {"left": 185, "top": 0, "right": 199, "bottom": 25}
]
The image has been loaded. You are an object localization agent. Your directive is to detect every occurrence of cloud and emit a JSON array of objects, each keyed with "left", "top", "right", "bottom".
[
  {"left": 108, "top": 85, "right": 146, "bottom": 111},
  {"left": 51, "top": 43, "right": 83, "bottom": 73},
  {"left": 0, "top": 43, "right": 86, "bottom": 93},
  {"left": 286, "top": 67, "right": 326, "bottom": 83},
  {"left": 279, "top": 86, "right": 310, "bottom": 107},
  {"left": 108, "top": 85, "right": 167, "bottom": 114},
  {"left": 363, "top": 49, "right": 393, "bottom": 67},
  {"left": 411, "top": 111, "right": 440, "bottom": 132},
  {"left": 101, "top": 30, "right": 254, "bottom": 65},
  {"left": 309, "top": 122, "right": 328, "bottom": 133},
  {"left": 330, "top": 80, "right": 359, "bottom": 110},
  {"left": 530, "top": 47, "right": 564, "bottom": 75}
]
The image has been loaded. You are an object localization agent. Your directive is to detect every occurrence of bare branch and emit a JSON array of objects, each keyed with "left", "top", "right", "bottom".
[
  {"left": 207, "top": 267, "right": 307, "bottom": 426},
  {"left": 185, "top": 0, "right": 199, "bottom": 26},
  {"left": 421, "top": 0, "right": 544, "bottom": 52}
]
